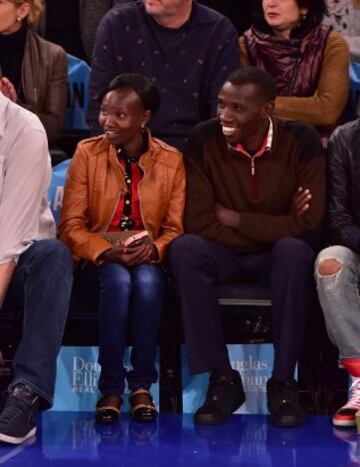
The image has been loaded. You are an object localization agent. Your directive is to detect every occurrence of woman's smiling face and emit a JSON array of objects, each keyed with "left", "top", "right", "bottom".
[{"left": 99, "top": 87, "right": 149, "bottom": 150}]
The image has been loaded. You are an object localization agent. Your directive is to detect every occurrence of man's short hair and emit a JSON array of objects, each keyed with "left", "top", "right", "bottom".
[
  {"left": 226, "top": 67, "right": 276, "bottom": 103},
  {"left": 107, "top": 73, "right": 161, "bottom": 114}
]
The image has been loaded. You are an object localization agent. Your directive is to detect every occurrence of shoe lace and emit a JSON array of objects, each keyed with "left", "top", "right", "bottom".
[{"left": 343, "top": 379, "right": 360, "bottom": 410}]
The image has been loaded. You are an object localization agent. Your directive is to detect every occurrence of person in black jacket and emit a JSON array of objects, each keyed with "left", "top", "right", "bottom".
[{"left": 315, "top": 117, "right": 360, "bottom": 429}]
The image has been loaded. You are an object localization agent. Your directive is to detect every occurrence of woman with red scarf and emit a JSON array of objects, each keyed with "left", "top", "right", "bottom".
[{"left": 239, "top": 0, "right": 350, "bottom": 144}]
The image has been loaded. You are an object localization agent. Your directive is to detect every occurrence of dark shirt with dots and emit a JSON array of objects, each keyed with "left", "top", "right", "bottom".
[{"left": 87, "top": 0, "right": 240, "bottom": 151}]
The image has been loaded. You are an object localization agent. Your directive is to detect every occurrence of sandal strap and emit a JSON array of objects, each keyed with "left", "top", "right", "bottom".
[
  {"left": 96, "top": 394, "right": 122, "bottom": 414},
  {"left": 130, "top": 388, "right": 155, "bottom": 410},
  {"left": 131, "top": 403, "right": 156, "bottom": 413},
  {"left": 130, "top": 388, "right": 152, "bottom": 399},
  {"left": 97, "top": 405, "right": 121, "bottom": 415}
]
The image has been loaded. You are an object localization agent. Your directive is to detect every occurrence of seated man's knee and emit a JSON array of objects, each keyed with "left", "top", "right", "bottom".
[
  {"left": 317, "top": 258, "right": 342, "bottom": 277},
  {"left": 272, "top": 237, "right": 314, "bottom": 264},
  {"left": 36, "top": 240, "right": 72, "bottom": 271},
  {"left": 168, "top": 234, "right": 206, "bottom": 267}
]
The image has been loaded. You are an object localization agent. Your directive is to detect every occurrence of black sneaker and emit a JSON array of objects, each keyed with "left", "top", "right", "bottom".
[
  {"left": 266, "top": 377, "right": 304, "bottom": 427},
  {"left": 194, "top": 370, "right": 245, "bottom": 425},
  {"left": 0, "top": 384, "right": 40, "bottom": 444}
]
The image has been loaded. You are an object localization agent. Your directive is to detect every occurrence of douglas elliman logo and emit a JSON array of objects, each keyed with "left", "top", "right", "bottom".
[{"left": 72, "top": 357, "right": 100, "bottom": 394}]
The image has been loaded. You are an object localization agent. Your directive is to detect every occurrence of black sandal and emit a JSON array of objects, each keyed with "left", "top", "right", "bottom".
[
  {"left": 130, "top": 388, "right": 158, "bottom": 422},
  {"left": 95, "top": 394, "right": 122, "bottom": 424}
]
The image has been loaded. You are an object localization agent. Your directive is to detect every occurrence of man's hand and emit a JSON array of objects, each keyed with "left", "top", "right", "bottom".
[
  {"left": 98, "top": 240, "right": 158, "bottom": 266},
  {"left": 214, "top": 203, "right": 241, "bottom": 228},
  {"left": 0, "top": 78, "right": 17, "bottom": 102},
  {"left": 292, "top": 187, "right": 312, "bottom": 216}
]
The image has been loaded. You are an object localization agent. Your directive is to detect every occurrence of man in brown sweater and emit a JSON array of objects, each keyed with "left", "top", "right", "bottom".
[{"left": 168, "top": 68, "right": 325, "bottom": 428}]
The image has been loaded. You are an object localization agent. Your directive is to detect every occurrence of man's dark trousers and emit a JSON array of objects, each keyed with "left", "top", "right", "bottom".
[
  {"left": 2, "top": 240, "right": 73, "bottom": 407},
  {"left": 168, "top": 234, "right": 315, "bottom": 382}
]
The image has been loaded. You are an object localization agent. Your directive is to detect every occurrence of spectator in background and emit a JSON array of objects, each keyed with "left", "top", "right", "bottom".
[
  {"left": 0, "top": 0, "right": 67, "bottom": 146},
  {"left": 315, "top": 117, "right": 360, "bottom": 428},
  {"left": 168, "top": 68, "right": 325, "bottom": 428},
  {"left": 240, "top": 0, "right": 349, "bottom": 144},
  {"left": 0, "top": 90, "right": 72, "bottom": 445},
  {"left": 79, "top": 1, "right": 253, "bottom": 62},
  {"left": 60, "top": 73, "right": 185, "bottom": 424},
  {"left": 87, "top": 0, "right": 240, "bottom": 151},
  {"left": 79, "top": 0, "right": 134, "bottom": 62},
  {"left": 41, "top": 0, "right": 87, "bottom": 61},
  {"left": 324, "top": 0, "right": 360, "bottom": 61}
]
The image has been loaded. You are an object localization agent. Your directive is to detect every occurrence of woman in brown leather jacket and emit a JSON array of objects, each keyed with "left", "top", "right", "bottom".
[
  {"left": 0, "top": 0, "right": 67, "bottom": 145},
  {"left": 60, "top": 73, "right": 185, "bottom": 424}
]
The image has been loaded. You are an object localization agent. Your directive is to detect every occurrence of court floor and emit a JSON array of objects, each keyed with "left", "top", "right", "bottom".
[{"left": 0, "top": 412, "right": 357, "bottom": 466}]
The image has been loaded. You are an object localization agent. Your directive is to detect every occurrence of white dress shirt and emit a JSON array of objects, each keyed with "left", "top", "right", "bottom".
[{"left": 0, "top": 92, "right": 56, "bottom": 264}]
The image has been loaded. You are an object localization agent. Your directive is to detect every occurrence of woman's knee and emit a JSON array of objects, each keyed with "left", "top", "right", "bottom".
[
  {"left": 132, "top": 265, "right": 165, "bottom": 293},
  {"left": 99, "top": 263, "right": 132, "bottom": 293}
]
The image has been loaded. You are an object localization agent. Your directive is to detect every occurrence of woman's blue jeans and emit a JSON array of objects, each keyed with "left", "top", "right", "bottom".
[{"left": 77, "top": 261, "right": 165, "bottom": 395}]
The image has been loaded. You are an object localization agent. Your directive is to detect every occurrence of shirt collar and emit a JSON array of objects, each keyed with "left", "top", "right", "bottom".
[{"left": 233, "top": 117, "right": 273, "bottom": 159}]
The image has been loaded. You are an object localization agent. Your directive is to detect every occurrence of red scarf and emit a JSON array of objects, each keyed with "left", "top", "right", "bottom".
[{"left": 244, "top": 24, "right": 331, "bottom": 97}]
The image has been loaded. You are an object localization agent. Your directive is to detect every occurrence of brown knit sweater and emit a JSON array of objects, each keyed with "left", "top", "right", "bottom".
[
  {"left": 184, "top": 117, "right": 325, "bottom": 253},
  {"left": 239, "top": 31, "right": 349, "bottom": 127}
]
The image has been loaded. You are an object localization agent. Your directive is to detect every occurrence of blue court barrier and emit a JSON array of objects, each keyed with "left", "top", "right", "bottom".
[
  {"left": 51, "top": 346, "right": 159, "bottom": 412},
  {"left": 48, "top": 158, "right": 71, "bottom": 226},
  {"left": 65, "top": 54, "right": 90, "bottom": 131}
]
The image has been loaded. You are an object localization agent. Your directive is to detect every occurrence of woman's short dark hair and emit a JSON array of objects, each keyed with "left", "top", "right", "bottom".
[
  {"left": 226, "top": 67, "right": 276, "bottom": 102},
  {"left": 252, "top": 0, "right": 327, "bottom": 36},
  {"left": 107, "top": 73, "right": 161, "bottom": 114}
]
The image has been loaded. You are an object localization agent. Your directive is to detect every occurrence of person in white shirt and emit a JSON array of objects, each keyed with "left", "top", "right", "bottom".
[{"left": 0, "top": 89, "right": 72, "bottom": 445}]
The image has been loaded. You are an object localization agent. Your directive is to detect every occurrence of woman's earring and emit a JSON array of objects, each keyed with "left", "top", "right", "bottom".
[
  {"left": 16, "top": 17, "right": 21, "bottom": 22},
  {"left": 301, "top": 13, "right": 307, "bottom": 22}
]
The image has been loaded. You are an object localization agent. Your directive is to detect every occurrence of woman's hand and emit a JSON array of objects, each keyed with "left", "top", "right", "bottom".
[
  {"left": 98, "top": 241, "right": 158, "bottom": 266},
  {"left": 0, "top": 78, "right": 17, "bottom": 102}
]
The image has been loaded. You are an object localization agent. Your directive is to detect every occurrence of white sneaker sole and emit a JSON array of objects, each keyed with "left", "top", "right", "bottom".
[
  {"left": 0, "top": 427, "right": 36, "bottom": 445},
  {"left": 332, "top": 418, "right": 357, "bottom": 427}
]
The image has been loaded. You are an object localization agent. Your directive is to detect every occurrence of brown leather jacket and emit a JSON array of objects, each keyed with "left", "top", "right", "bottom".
[
  {"left": 0, "top": 29, "right": 67, "bottom": 145},
  {"left": 60, "top": 134, "right": 185, "bottom": 264}
]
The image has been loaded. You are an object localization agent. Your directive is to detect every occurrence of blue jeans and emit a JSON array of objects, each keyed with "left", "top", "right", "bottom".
[
  {"left": 315, "top": 245, "right": 360, "bottom": 359},
  {"left": 77, "top": 262, "right": 165, "bottom": 395},
  {"left": 2, "top": 240, "right": 73, "bottom": 407}
]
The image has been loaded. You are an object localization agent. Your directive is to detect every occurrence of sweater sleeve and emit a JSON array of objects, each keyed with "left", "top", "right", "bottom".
[
  {"left": 274, "top": 31, "right": 350, "bottom": 126},
  {"left": 239, "top": 35, "right": 251, "bottom": 67},
  {"left": 205, "top": 17, "right": 241, "bottom": 117},
  {"left": 237, "top": 129, "right": 326, "bottom": 244},
  {"left": 184, "top": 125, "right": 264, "bottom": 253},
  {"left": 79, "top": 0, "right": 115, "bottom": 62},
  {"left": 86, "top": 11, "right": 126, "bottom": 135}
]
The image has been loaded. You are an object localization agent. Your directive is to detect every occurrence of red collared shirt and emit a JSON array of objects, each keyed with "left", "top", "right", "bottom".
[
  {"left": 232, "top": 118, "right": 273, "bottom": 200},
  {"left": 107, "top": 158, "right": 144, "bottom": 232}
]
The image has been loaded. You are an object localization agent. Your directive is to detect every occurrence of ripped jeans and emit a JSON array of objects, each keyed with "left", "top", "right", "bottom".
[{"left": 315, "top": 245, "right": 360, "bottom": 359}]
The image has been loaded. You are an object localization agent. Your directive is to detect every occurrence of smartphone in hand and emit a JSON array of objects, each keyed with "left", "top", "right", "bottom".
[{"left": 123, "top": 231, "right": 150, "bottom": 248}]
